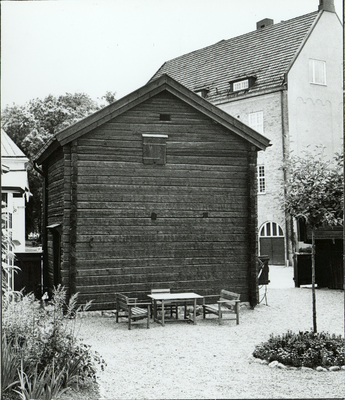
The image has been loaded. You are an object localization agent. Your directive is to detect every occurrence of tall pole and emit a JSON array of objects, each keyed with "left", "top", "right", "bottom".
[{"left": 311, "top": 227, "right": 317, "bottom": 333}]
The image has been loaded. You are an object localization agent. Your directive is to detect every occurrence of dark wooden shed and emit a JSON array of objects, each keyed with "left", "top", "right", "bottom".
[
  {"left": 294, "top": 224, "right": 344, "bottom": 289},
  {"left": 34, "top": 75, "right": 270, "bottom": 309}
]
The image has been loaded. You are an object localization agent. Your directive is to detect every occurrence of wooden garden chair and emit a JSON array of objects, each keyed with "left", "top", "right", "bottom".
[
  {"left": 202, "top": 289, "right": 240, "bottom": 325},
  {"left": 115, "top": 293, "right": 150, "bottom": 330},
  {"left": 150, "top": 288, "right": 179, "bottom": 319}
]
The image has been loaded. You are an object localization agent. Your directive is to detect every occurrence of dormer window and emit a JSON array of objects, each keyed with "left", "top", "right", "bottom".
[
  {"left": 195, "top": 88, "right": 209, "bottom": 98},
  {"left": 229, "top": 76, "right": 256, "bottom": 93},
  {"left": 233, "top": 80, "right": 249, "bottom": 91}
]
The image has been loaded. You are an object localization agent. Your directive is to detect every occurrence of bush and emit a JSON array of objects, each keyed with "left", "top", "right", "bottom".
[
  {"left": 253, "top": 330, "right": 345, "bottom": 368},
  {"left": 2, "top": 286, "right": 106, "bottom": 398}
]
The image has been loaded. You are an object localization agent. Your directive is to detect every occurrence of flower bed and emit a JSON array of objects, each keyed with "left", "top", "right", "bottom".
[{"left": 253, "top": 330, "right": 345, "bottom": 369}]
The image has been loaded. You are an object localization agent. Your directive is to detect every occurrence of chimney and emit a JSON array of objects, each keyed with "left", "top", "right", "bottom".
[
  {"left": 318, "top": 0, "right": 335, "bottom": 12},
  {"left": 256, "top": 18, "right": 274, "bottom": 30}
]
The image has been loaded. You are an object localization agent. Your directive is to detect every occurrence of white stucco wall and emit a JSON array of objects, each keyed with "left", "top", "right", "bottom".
[
  {"left": 2, "top": 158, "right": 29, "bottom": 252},
  {"left": 218, "top": 91, "right": 286, "bottom": 238},
  {"left": 287, "top": 10, "right": 343, "bottom": 160},
  {"left": 2, "top": 191, "right": 26, "bottom": 252}
]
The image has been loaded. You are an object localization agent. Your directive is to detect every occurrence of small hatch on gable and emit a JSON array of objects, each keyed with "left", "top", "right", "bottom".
[
  {"left": 160, "top": 113, "right": 171, "bottom": 121},
  {"left": 142, "top": 134, "right": 168, "bottom": 165}
]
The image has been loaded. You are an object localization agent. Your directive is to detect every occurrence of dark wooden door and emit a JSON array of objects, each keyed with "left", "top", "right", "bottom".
[
  {"left": 315, "top": 239, "right": 343, "bottom": 289},
  {"left": 260, "top": 237, "right": 285, "bottom": 265},
  {"left": 259, "top": 222, "right": 285, "bottom": 265},
  {"left": 14, "top": 252, "right": 43, "bottom": 297}
]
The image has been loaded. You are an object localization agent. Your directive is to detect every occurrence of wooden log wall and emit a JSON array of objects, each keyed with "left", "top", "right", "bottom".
[
  {"left": 63, "top": 91, "right": 257, "bottom": 309},
  {"left": 247, "top": 146, "right": 259, "bottom": 307},
  {"left": 45, "top": 148, "right": 64, "bottom": 292}
]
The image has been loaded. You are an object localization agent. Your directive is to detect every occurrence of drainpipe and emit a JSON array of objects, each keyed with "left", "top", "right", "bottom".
[
  {"left": 280, "top": 83, "right": 294, "bottom": 267},
  {"left": 33, "top": 162, "right": 44, "bottom": 177}
]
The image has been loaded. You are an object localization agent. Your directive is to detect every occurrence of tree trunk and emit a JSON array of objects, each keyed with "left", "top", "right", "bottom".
[{"left": 311, "top": 228, "right": 317, "bottom": 333}]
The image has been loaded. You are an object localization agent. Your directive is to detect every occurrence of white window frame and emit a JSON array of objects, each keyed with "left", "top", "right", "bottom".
[
  {"left": 233, "top": 79, "right": 249, "bottom": 91},
  {"left": 260, "top": 222, "right": 284, "bottom": 237},
  {"left": 257, "top": 165, "right": 266, "bottom": 194},
  {"left": 248, "top": 111, "right": 264, "bottom": 134},
  {"left": 2, "top": 192, "right": 15, "bottom": 291},
  {"left": 309, "top": 59, "right": 326, "bottom": 85}
]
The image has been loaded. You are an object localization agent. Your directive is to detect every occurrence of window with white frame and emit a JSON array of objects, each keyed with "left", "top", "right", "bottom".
[
  {"left": 1, "top": 192, "right": 15, "bottom": 291},
  {"left": 233, "top": 79, "right": 249, "bottom": 91},
  {"left": 309, "top": 59, "right": 326, "bottom": 85},
  {"left": 257, "top": 165, "right": 266, "bottom": 194},
  {"left": 260, "top": 221, "right": 284, "bottom": 237},
  {"left": 248, "top": 111, "right": 264, "bottom": 134}
]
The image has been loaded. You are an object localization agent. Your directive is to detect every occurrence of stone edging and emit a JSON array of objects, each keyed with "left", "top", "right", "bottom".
[{"left": 249, "top": 356, "right": 345, "bottom": 372}]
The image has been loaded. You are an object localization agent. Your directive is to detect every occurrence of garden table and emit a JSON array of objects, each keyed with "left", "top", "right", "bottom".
[{"left": 148, "top": 292, "right": 203, "bottom": 326}]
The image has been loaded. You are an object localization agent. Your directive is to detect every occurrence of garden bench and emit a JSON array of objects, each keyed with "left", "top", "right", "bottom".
[
  {"left": 202, "top": 289, "right": 240, "bottom": 325},
  {"left": 115, "top": 293, "right": 150, "bottom": 330},
  {"left": 150, "top": 288, "right": 178, "bottom": 319}
]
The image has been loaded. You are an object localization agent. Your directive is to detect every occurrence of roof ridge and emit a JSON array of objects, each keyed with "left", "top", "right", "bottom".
[
  {"left": 150, "top": 10, "right": 320, "bottom": 101},
  {"left": 222, "top": 10, "right": 319, "bottom": 44}
]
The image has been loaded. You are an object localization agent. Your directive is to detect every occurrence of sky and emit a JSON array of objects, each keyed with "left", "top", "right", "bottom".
[{"left": 1, "top": 0, "right": 343, "bottom": 108}]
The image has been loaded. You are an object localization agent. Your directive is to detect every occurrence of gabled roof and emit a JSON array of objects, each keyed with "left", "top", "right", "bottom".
[
  {"left": 1, "top": 129, "right": 30, "bottom": 193},
  {"left": 35, "top": 74, "right": 270, "bottom": 164},
  {"left": 1, "top": 129, "right": 28, "bottom": 159},
  {"left": 150, "top": 11, "right": 321, "bottom": 104}
]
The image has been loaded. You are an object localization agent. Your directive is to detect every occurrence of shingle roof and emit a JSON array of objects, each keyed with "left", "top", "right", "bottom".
[{"left": 150, "top": 11, "right": 319, "bottom": 104}]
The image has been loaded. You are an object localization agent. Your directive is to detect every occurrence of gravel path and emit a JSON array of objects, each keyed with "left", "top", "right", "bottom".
[{"left": 76, "top": 267, "right": 344, "bottom": 399}]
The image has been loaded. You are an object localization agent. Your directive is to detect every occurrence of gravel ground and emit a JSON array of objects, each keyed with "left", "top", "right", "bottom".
[{"left": 73, "top": 266, "right": 344, "bottom": 399}]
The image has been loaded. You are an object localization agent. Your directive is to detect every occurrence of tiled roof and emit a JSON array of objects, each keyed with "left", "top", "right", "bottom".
[
  {"left": 1, "top": 129, "right": 27, "bottom": 159},
  {"left": 150, "top": 11, "right": 319, "bottom": 104}
]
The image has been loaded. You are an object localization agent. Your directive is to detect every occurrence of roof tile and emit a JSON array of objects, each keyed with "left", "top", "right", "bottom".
[{"left": 151, "top": 11, "right": 319, "bottom": 103}]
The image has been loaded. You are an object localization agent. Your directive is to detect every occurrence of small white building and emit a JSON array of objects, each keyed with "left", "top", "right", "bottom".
[{"left": 1, "top": 129, "right": 30, "bottom": 288}]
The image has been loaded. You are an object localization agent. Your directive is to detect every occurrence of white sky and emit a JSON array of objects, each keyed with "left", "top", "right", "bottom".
[{"left": 1, "top": 0, "right": 343, "bottom": 107}]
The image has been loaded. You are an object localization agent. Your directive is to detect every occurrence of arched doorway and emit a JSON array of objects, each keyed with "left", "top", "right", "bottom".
[{"left": 259, "top": 221, "right": 285, "bottom": 265}]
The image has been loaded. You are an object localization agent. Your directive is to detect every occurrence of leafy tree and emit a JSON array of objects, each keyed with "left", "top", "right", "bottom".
[
  {"left": 101, "top": 91, "right": 117, "bottom": 105},
  {"left": 282, "top": 149, "right": 343, "bottom": 333},
  {"left": 1, "top": 92, "right": 111, "bottom": 237}
]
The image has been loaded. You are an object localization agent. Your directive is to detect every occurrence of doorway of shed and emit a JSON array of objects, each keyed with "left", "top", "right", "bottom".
[{"left": 259, "top": 221, "right": 285, "bottom": 265}]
